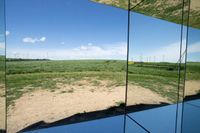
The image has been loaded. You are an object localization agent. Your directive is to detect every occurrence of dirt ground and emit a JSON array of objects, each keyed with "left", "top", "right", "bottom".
[
  {"left": 0, "top": 84, "right": 5, "bottom": 130},
  {"left": 185, "top": 80, "right": 200, "bottom": 96},
  {"left": 7, "top": 80, "right": 171, "bottom": 133},
  {"left": 7, "top": 80, "right": 199, "bottom": 133}
]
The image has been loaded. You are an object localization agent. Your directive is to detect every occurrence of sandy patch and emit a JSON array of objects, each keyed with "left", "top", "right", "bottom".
[
  {"left": 191, "top": 0, "right": 200, "bottom": 10},
  {"left": 0, "top": 84, "right": 5, "bottom": 130},
  {"left": 185, "top": 80, "right": 200, "bottom": 96},
  {"left": 127, "top": 85, "right": 170, "bottom": 105},
  {"left": 7, "top": 81, "right": 169, "bottom": 133}
]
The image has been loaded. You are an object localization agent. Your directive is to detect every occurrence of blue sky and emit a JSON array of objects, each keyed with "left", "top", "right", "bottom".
[
  {"left": 4, "top": 0, "right": 200, "bottom": 61},
  {"left": 0, "top": 0, "right": 5, "bottom": 55}
]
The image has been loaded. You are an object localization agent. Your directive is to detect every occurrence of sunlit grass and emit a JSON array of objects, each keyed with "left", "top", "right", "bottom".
[{"left": 6, "top": 59, "right": 200, "bottom": 106}]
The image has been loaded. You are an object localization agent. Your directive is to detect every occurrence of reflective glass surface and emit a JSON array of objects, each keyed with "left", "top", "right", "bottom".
[
  {"left": 126, "top": 1, "right": 185, "bottom": 132},
  {"left": 23, "top": 115, "right": 124, "bottom": 133},
  {"left": 0, "top": 0, "right": 6, "bottom": 131},
  {"left": 181, "top": 0, "right": 200, "bottom": 131},
  {"left": 1, "top": 0, "right": 199, "bottom": 132},
  {"left": 5, "top": 0, "right": 127, "bottom": 132}
]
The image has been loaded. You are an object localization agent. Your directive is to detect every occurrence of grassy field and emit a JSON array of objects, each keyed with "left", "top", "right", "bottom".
[
  {"left": 0, "top": 55, "right": 5, "bottom": 97},
  {"left": 6, "top": 59, "right": 200, "bottom": 106}
]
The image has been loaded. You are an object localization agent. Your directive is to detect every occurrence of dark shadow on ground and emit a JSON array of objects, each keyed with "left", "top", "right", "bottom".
[
  {"left": 184, "top": 93, "right": 200, "bottom": 101},
  {"left": 18, "top": 93, "right": 200, "bottom": 133},
  {"left": 19, "top": 103, "right": 169, "bottom": 133},
  {"left": 0, "top": 129, "right": 6, "bottom": 133}
]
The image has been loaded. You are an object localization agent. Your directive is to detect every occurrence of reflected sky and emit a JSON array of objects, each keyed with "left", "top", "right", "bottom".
[
  {"left": 0, "top": 0, "right": 5, "bottom": 55},
  {"left": 6, "top": 0, "right": 127, "bottom": 60}
]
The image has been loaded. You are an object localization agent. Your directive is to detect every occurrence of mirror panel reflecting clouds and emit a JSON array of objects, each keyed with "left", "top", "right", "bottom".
[
  {"left": 182, "top": 2, "right": 200, "bottom": 131},
  {"left": 6, "top": 0, "right": 127, "bottom": 132},
  {"left": 126, "top": 0, "right": 186, "bottom": 132},
  {"left": 0, "top": 0, "right": 6, "bottom": 131},
  {"left": 0, "top": 0, "right": 199, "bottom": 132}
]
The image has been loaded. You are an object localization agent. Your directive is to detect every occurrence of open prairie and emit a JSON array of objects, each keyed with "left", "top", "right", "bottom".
[{"left": 6, "top": 59, "right": 200, "bottom": 133}]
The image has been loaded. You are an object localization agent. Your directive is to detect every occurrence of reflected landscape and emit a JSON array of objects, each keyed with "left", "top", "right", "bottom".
[
  {"left": 182, "top": 8, "right": 200, "bottom": 132},
  {"left": 1, "top": 0, "right": 200, "bottom": 133},
  {"left": 6, "top": 0, "right": 127, "bottom": 132},
  {"left": 0, "top": 0, "right": 5, "bottom": 132},
  {"left": 126, "top": 0, "right": 185, "bottom": 114},
  {"left": 0, "top": 53, "right": 5, "bottom": 131}
]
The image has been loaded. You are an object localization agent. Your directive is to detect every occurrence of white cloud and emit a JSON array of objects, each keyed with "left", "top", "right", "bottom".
[
  {"left": 40, "top": 37, "right": 46, "bottom": 42},
  {"left": 22, "top": 37, "right": 37, "bottom": 43},
  {"left": 131, "top": 40, "right": 200, "bottom": 62},
  {"left": 22, "top": 36, "right": 46, "bottom": 44},
  {"left": 6, "top": 40, "right": 200, "bottom": 61},
  {"left": 148, "top": 41, "right": 185, "bottom": 62},
  {"left": 6, "top": 31, "right": 10, "bottom": 36},
  {"left": 188, "top": 41, "right": 200, "bottom": 53},
  {"left": 7, "top": 42, "right": 127, "bottom": 60}
]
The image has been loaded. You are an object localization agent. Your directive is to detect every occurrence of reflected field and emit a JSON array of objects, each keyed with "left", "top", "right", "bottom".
[
  {"left": 0, "top": 0, "right": 5, "bottom": 131},
  {"left": 0, "top": 56, "right": 5, "bottom": 131},
  {"left": 6, "top": 60, "right": 126, "bottom": 133},
  {"left": 6, "top": 59, "right": 200, "bottom": 132}
]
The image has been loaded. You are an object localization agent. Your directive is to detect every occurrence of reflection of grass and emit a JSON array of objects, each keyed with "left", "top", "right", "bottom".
[
  {"left": 0, "top": 56, "right": 5, "bottom": 99},
  {"left": 6, "top": 59, "right": 200, "bottom": 106},
  {"left": 128, "top": 62, "right": 200, "bottom": 102},
  {"left": 6, "top": 60, "right": 125, "bottom": 74},
  {"left": 0, "top": 56, "right": 5, "bottom": 84},
  {"left": 91, "top": 80, "right": 101, "bottom": 86},
  {"left": 92, "top": 0, "right": 200, "bottom": 29},
  {"left": 7, "top": 60, "right": 126, "bottom": 106}
]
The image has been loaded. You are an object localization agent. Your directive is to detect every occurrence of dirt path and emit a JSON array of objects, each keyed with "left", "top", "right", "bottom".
[
  {"left": 7, "top": 81, "right": 170, "bottom": 133},
  {"left": 0, "top": 84, "right": 5, "bottom": 130}
]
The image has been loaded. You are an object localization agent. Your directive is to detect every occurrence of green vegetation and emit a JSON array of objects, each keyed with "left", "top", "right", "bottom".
[
  {"left": 6, "top": 59, "right": 200, "bottom": 105},
  {"left": 0, "top": 56, "right": 5, "bottom": 97},
  {"left": 92, "top": 0, "right": 200, "bottom": 29},
  {"left": 0, "top": 56, "right": 5, "bottom": 84},
  {"left": 6, "top": 60, "right": 126, "bottom": 105}
]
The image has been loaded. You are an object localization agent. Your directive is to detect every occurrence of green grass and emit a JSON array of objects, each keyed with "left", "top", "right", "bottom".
[
  {"left": 0, "top": 56, "right": 5, "bottom": 98},
  {"left": 92, "top": 0, "right": 200, "bottom": 29},
  {"left": 0, "top": 56, "right": 5, "bottom": 84},
  {"left": 6, "top": 59, "right": 200, "bottom": 106},
  {"left": 6, "top": 60, "right": 126, "bottom": 74}
]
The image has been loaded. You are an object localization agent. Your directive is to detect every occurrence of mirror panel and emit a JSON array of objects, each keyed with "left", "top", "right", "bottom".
[
  {"left": 0, "top": 0, "right": 6, "bottom": 132},
  {"left": 126, "top": 0, "right": 185, "bottom": 132},
  {"left": 6, "top": 0, "right": 127, "bottom": 132},
  {"left": 182, "top": 0, "right": 200, "bottom": 131},
  {"left": 125, "top": 116, "right": 148, "bottom": 133}
]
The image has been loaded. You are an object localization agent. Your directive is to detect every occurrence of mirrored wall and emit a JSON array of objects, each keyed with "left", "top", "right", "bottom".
[
  {"left": 181, "top": 0, "right": 200, "bottom": 132},
  {"left": 0, "top": 0, "right": 6, "bottom": 132},
  {"left": 0, "top": 0, "right": 199, "bottom": 133},
  {"left": 126, "top": 1, "right": 185, "bottom": 132},
  {"left": 5, "top": 0, "right": 127, "bottom": 132}
]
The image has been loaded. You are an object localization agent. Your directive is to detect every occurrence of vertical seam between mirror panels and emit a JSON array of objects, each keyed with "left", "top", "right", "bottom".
[
  {"left": 124, "top": 0, "right": 151, "bottom": 133},
  {"left": 4, "top": 0, "right": 7, "bottom": 131},
  {"left": 175, "top": 0, "right": 185, "bottom": 132},
  {"left": 123, "top": 0, "right": 131, "bottom": 132},
  {"left": 180, "top": 0, "right": 191, "bottom": 133}
]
